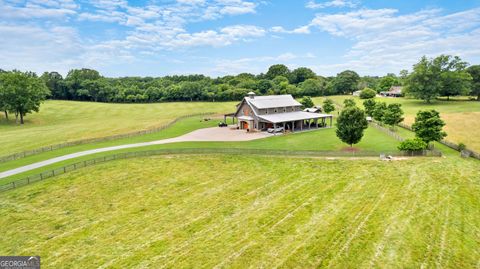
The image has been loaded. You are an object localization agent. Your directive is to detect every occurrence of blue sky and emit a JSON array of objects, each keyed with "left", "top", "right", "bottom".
[{"left": 1, "top": 0, "right": 479, "bottom": 77}]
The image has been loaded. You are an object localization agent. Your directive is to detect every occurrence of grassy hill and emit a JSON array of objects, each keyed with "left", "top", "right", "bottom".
[
  {"left": 1, "top": 155, "right": 478, "bottom": 268},
  {"left": 0, "top": 100, "right": 235, "bottom": 156},
  {"left": 314, "top": 96, "right": 480, "bottom": 151}
]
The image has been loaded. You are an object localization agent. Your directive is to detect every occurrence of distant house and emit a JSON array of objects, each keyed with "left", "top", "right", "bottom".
[
  {"left": 380, "top": 86, "right": 403, "bottom": 97},
  {"left": 233, "top": 92, "right": 333, "bottom": 133},
  {"left": 353, "top": 90, "right": 362, "bottom": 97}
]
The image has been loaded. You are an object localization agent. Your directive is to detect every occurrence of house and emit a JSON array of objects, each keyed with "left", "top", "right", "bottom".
[
  {"left": 233, "top": 92, "right": 333, "bottom": 133},
  {"left": 380, "top": 86, "right": 403, "bottom": 97}
]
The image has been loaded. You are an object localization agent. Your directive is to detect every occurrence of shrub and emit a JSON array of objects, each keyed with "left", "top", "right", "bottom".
[
  {"left": 343, "top": 98, "right": 356, "bottom": 107},
  {"left": 359, "top": 88, "right": 377, "bottom": 99},
  {"left": 458, "top": 142, "right": 466, "bottom": 151},
  {"left": 398, "top": 138, "right": 428, "bottom": 151}
]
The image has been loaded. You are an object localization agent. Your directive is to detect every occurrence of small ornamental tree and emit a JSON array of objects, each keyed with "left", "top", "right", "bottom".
[
  {"left": 363, "top": 99, "right": 376, "bottom": 116},
  {"left": 372, "top": 102, "right": 387, "bottom": 122},
  {"left": 412, "top": 110, "right": 447, "bottom": 145},
  {"left": 383, "top": 103, "right": 404, "bottom": 128},
  {"left": 359, "top": 87, "right": 377, "bottom": 99},
  {"left": 336, "top": 106, "right": 369, "bottom": 147},
  {"left": 323, "top": 98, "right": 335, "bottom": 113},
  {"left": 300, "top": 96, "right": 314, "bottom": 108},
  {"left": 398, "top": 138, "right": 428, "bottom": 151},
  {"left": 343, "top": 98, "right": 356, "bottom": 108}
]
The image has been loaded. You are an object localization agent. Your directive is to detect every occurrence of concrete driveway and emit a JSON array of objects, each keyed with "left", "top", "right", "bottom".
[{"left": 0, "top": 127, "right": 270, "bottom": 179}]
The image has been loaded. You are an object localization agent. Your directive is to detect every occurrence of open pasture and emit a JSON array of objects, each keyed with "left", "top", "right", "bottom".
[
  {"left": 0, "top": 155, "right": 479, "bottom": 268},
  {"left": 0, "top": 100, "right": 235, "bottom": 156},
  {"left": 315, "top": 96, "right": 480, "bottom": 151}
]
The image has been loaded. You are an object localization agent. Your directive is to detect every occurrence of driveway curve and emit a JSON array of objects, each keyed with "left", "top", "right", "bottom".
[{"left": 0, "top": 127, "right": 270, "bottom": 179}]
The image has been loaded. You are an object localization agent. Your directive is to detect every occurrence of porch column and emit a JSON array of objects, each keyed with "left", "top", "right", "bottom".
[
  {"left": 283, "top": 122, "right": 286, "bottom": 134},
  {"left": 273, "top": 123, "right": 277, "bottom": 135},
  {"left": 301, "top": 121, "right": 303, "bottom": 131},
  {"left": 291, "top": 121, "right": 295, "bottom": 133},
  {"left": 330, "top": 116, "right": 333, "bottom": 127},
  {"left": 315, "top": 119, "right": 318, "bottom": 128}
]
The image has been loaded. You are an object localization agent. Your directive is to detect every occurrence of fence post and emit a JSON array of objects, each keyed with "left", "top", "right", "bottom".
[
  {"left": 40, "top": 173, "right": 43, "bottom": 180},
  {"left": 12, "top": 181, "right": 15, "bottom": 189}
]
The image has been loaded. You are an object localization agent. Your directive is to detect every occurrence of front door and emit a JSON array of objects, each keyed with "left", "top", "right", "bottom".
[{"left": 242, "top": 121, "right": 249, "bottom": 129}]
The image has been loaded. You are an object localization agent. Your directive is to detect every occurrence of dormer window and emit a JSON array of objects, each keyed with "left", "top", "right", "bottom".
[{"left": 274, "top": 109, "right": 277, "bottom": 113}]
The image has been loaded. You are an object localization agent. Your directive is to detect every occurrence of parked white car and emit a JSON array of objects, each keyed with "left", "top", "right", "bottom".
[{"left": 267, "top": 127, "right": 284, "bottom": 133}]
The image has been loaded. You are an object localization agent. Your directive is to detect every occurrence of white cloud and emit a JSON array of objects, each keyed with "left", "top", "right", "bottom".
[
  {"left": 306, "top": 7, "right": 480, "bottom": 74},
  {"left": 306, "top": 0, "right": 357, "bottom": 9},
  {"left": 270, "top": 25, "right": 311, "bottom": 34},
  {"left": 0, "top": 1, "right": 77, "bottom": 19}
]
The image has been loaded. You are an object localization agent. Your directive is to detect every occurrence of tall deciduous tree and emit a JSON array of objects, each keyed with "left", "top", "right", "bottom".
[
  {"left": 266, "top": 64, "right": 290, "bottom": 80},
  {"left": 331, "top": 70, "right": 360, "bottom": 94},
  {"left": 336, "top": 106, "right": 369, "bottom": 147},
  {"left": 0, "top": 71, "right": 50, "bottom": 124},
  {"left": 290, "top": 67, "right": 316, "bottom": 84},
  {"left": 435, "top": 55, "right": 472, "bottom": 100},
  {"left": 378, "top": 75, "right": 400, "bottom": 92},
  {"left": 412, "top": 110, "right": 447, "bottom": 145},
  {"left": 467, "top": 65, "right": 480, "bottom": 100},
  {"left": 406, "top": 56, "right": 441, "bottom": 103},
  {"left": 406, "top": 55, "right": 472, "bottom": 102}
]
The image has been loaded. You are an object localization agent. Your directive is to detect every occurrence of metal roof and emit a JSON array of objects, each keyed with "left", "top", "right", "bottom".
[
  {"left": 258, "top": 111, "right": 332, "bottom": 123},
  {"left": 246, "top": 95, "right": 301, "bottom": 109}
]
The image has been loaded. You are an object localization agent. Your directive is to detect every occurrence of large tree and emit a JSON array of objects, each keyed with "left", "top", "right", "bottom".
[
  {"left": 372, "top": 102, "right": 387, "bottom": 122},
  {"left": 406, "top": 56, "right": 441, "bottom": 102},
  {"left": 300, "top": 96, "right": 314, "bottom": 108},
  {"left": 336, "top": 106, "right": 369, "bottom": 147},
  {"left": 290, "top": 67, "right": 316, "bottom": 84},
  {"left": 435, "top": 55, "right": 472, "bottom": 100},
  {"left": 406, "top": 55, "right": 472, "bottom": 102},
  {"left": 467, "top": 65, "right": 480, "bottom": 100},
  {"left": 331, "top": 70, "right": 360, "bottom": 94},
  {"left": 0, "top": 71, "right": 50, "bottom": 124},
  {"left": 41, "top": 71, "right": 65, "bottom": 99},
  {"left": 298, "top": 78, "right": 324, "bottom": 97},
  {"left": 266, "top": 64, "right": 290, "bottom": 80},
  {"left": 412, "top": 110, "right": 447, "bottom": 145},
  {"left": 378, "top": 75, "right": 400, "bottom": 92}
]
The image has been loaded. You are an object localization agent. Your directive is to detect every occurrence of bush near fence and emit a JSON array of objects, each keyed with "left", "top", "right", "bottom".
[
  {"left": 398, "top": 123, "right": 480, "bottom": 160},
  {"left": 0, "top": 113, "right": 214, "bottom": 163},
  {"left": 0, "top": 147, "right": 443, "bottom": 193}
]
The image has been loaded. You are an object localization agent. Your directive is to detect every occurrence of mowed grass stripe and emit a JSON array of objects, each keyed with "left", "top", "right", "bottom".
[{"left": 0, "top": 155, "right": 479, "bottom": 268}]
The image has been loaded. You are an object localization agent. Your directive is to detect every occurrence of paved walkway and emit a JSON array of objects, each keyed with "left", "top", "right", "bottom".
[{"left": 0, "top": 127, "right": 270, "bottom": 179}]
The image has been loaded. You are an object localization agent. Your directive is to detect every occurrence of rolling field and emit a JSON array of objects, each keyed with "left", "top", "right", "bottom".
[
  {"left": 1, "top": 155, "right": 479, "bottom": 268},
  {"left": 0, "top": 100, "right": 235, "bottom": 156},
  {"left": 315, "top": 96, "right": 480, "bottom": 151}
]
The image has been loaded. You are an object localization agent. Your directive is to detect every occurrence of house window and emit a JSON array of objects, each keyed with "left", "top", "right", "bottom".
[
  {"left": 283, "top": 108, "right": 286, "bottom": 112},
  {"left": 274, "top": 109, "right": 277, "bottom": 113}
]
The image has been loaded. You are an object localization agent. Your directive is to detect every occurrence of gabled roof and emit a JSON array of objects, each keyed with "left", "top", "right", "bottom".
[{"left": 247, "top": 95, "right": 301, "bottom": 109}]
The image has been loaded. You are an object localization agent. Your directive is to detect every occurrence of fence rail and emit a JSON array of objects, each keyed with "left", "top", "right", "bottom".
[
  {"left": 398, "top": 123, "right": 480, "bottom": 160},
  {"left": 0, "top": 113, "right": 215, "bottom": 164},
  {"left": 0, "top": 147, "right": 442, "bottom": 193}
]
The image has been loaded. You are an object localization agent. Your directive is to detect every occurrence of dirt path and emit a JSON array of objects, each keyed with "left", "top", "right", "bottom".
[{"left": 0, "top": 127, "right": 269, "bottom": 179}]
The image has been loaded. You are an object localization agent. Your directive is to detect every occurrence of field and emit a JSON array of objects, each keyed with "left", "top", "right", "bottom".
[
  {"left": 0, "top": 100, "right": 235, "bottom": 156},
  {"left": 1, "top": 155, "right": 479, "bottom": 268},
  {"left": 314, "top": 96, "right": 480, "bottom": 151}
]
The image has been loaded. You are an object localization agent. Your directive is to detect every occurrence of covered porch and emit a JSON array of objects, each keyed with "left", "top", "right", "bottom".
[{"left": 258, "top": 112, "right": 333, "bottom": 134}]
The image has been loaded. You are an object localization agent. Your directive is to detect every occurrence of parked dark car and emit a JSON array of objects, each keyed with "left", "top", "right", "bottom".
[{"left": 218, "top": 122, "right": 228, "bottom": 127}]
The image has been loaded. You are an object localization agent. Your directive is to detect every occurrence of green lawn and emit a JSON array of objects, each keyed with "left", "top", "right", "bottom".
[
  {"left": 1, "top": 155, "right": 478, "bottom": 268},
  {"left": 0, "top": 100, "right": 235, "bottom": 156},
  {"left": 314, "top": 96, "right": 480, "bottom": 151},
  {"left": 0, "top": 117, "right": 401, "bottom": 184}
]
